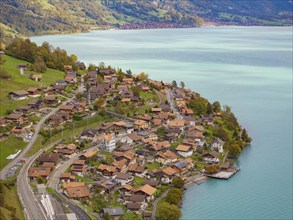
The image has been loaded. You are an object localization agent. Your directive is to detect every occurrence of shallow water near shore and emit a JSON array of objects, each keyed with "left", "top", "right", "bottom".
[{"left": 31, "top": 26, "right": 293, "bottom": 219}]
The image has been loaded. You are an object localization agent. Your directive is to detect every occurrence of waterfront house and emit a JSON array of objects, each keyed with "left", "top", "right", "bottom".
[
  {"left": 172, "top": 160, "right": 190, "bottom": 174},
  {"left": 161, "top": 167, "right": 177, "bottom": 183},
  {"left": 133, "top": 184, "right": 156, "bottom": 202},
  {"left": 211, "top": 138, "right": 225, "bottom": 153},
  {"left": 9, "top": 90, "right": 29, "bottom": 100},
  {"left": 203, "top": 151, "right": 220, "bottom": 164},
  {"left": 176, "top": 145, "right": 193, "bottom": 158}
]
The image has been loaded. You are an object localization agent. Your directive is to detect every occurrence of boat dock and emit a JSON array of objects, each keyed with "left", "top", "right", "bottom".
[{"left": 206, "top": 168, "right": 240, "bottom": 180}]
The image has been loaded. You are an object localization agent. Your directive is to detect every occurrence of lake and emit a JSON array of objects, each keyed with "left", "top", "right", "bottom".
[{"left": 31, "top": 26, "right": 293, "bottom": 219}]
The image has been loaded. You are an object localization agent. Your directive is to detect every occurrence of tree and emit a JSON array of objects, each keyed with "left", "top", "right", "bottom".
[
  {"left": 180, "top": 81, "right": 185, "bottom": 89},
  {"left": 216, "top": 127, "right": 229, "bottom": 141},
  {"left": 188, "top": 97, "right": 207, "bottom": 116},
  {"left": 204, "top": 165, "right": 219, "bottom": 173},
  {"left": 241, "top": 129, "right": 252, "bottom": 143},
  {"left": 88, "top": 64, "right": 96, "bottom": 71},
  {"left": 138, "top": 72, "right": 148, "bottom": 81},
  {"left": 157, "top": 202, "right": 181, "bottom": 220},
  {"left": 207, "top": 102, "right": 214, "bottom": 115},
  {"left": 227, "top": 143, "right": 241, "bottom": 158},
  {"left": 156, "top": 126, "right": 166, "bottom": 137},
  {"left": 70, "top": 54, "right": 78, "bottom": 62},
  {"left": 212, "top": 101, "right": 221, "bottom": 113},
  {"left": 171, "top": 80, "right": 177, "bottom": 88},
  {"left": 131, "top": 86, "right": 140, "bottom": 97},
  {"left": 104, "top": 212, "right": 112, "bottom": 220},
  {"left": 36, "top": 176, "right": 46, "bottom": 184},
  {"left": 172, "top": 177, "right": 184, "bottom": 189},
  {"left": 166, "top": 192, "right": 181, "bottom": 206},
  {"left": 33, "top": 56, "right": 47, "bottom": 72},
  {"left": 94, "top": 97, "right": 106, "bottom": 109}
]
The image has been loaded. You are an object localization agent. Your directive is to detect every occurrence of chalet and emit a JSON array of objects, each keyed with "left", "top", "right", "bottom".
[
  {"left": 211, "top": 138, "right": 225, "bottom": 153},
  {"left": 80, "top": 129, "right": 98, "bottom": 141},
  {"left": 10, "top": 126, "right": 25, "bottom": 137},
  {"left": 71, "top": 163, "right": 87, "bottom": 177},
  {"left": 120, "top": 184, "right": 133, "bottom": 195},
  {"left": 31, "top": 74, "right": 43, "bottom": 81},
  {"left": 127, "top": 203, "right": 141, "bottom": 212},
  {"left": 38, "top": 152, "right": 61, "bottom": 165},
  {"left": 186, "top": 130, "right": 203, "bottom": 140},
  {"left": 45, "top": 96, "right": 58, "bottom": 105},
  {"left": 28, "top": 167, "right": 51, "bottom": 180},
  {"left": 60, "top": 173, "right": 76, "bottom": 182},
  {"left": 55, "top": 144, "right": 79, "bottom": 155},
  {"left": 98, "top": 133, "right": 116, "bottom": 152},
  {"left": 112, "top": 159, "right": 127, "bottom": 172},
  {"left": 180, "top": 107, "right": 193, "bottom": 116},
  {"left": 101, "top": 208, "right": 123, "bottom": 220},
  {"left": 75, "top": 61, "right": 86, "bottom": 70},
  {"left": 0, "top": 117, "right": 7, "bottom": 127},
  {"left": 134, "top": 120, "right": 149, "bottom": 131},
  {"left": 99, "top": 69, "right": 115, "bottom": 76},
  {"left": 121, "top": 133, "right": 143, "bottom": 145},
  {"left": 9, "top": 90, "right": 29, "bottom": 100},
  {"left": 161, "top": 167, "right": 177, "bottom": 183},
  {"left": 16, "top": 105, "right": 33, "bottom": 115},
  {"left": 143, "top": 180, "right": 159, "bottom": 187},
  {"left": 64, "top": 71, "right": 77, "bottom": 83},
  {"left": 128, "top": 163, "right": 146, "bottom": 178},
  {"left": 203, "top": 151, "right": 220, "bottom": 164},
  {"left": 6, "top": 113, "right": 24, "bottom": 124},
  {"left": 157, "top": 112, "right": 170, "bottom": 120},
  {"left": 172, "top": 161, "right": 191, "bottom": 174},
  {"left": 176, "top": 145, "right": 193, "bottom": 157},
  {"left": 0, "top": 133, "right": 8, "bottom": 141},
  {"left": 27, "top": 87, "right": 41, "bottom": 97},
  {"left": 28, "top": 100, "right": 46, "bottom": 110},
  {"left": 48, "top": 112, "right": 70, "bottom": 127},
  {"left": 133, "top": 184, "right": 156, "bottom": 201},
  {"left": 156, "top": 150, "right": 178, "bottom": 165},
  {"left": 97, "top": 164, "right": 117, "bottom": 177},
  {"left": 65, "top": 184, "right": 90, "bottom": 199},
  {"left": 184, "top": 116, "right": 196, "bottom": 126},
  {"left": 80, "top": 149, "right": 97, "bottom": 160},
  {"left": 126, "top": 195, "right": 147, "bottom": 211},
  {"left": 90, "top": 85, "right": 110, "bottom": 100},
  {"left": 159, "top": 104, "right": 171, "bottom": 113},
  {"left": 122, "top": 77, "right": 133, "bottom": 85},
  {"left": 138, "top": 83, "right": 150, "bottom": 92},
  {"left": 168, "top": 120, "right": 186, "bottom": 130},
  {"left": 119, "top": 89, "right": 134, "bottom": 98},
  {"left": 115, "top": 172, "right": 133, "bottom": 185},
  {"left": 136, "top": 115, "right": 152, "bottom": 122},
  {"left": 59, "top": 104, "right": 75, "bottom": 114}
]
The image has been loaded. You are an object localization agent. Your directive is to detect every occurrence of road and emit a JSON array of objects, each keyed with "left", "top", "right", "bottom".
[
  {"left": 17, "top": 142, "right": 59, "bottom": 220},
  {"left": 0, "top": 98, "right": 74, "bottom": 180},
  {"left": 47, "top": 147, "right": 98, "bottom": 220},
  {"left": 165, "top": 89, "right": 183, "bottom": 119},
  {"left": 152, "top": 188, "right": 170, "bottom": 219}
]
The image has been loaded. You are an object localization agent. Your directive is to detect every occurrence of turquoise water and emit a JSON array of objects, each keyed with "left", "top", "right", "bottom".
[{"left": 31, "top": 26, "right": 293, "bottom": 219}]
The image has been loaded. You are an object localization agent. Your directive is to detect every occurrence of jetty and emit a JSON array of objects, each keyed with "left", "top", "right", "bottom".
[{"left": 206, "top": 167, "right": 240, "bottom": 180}]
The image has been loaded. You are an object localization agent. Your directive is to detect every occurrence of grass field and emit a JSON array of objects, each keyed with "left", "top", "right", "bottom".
[
  {"left": 0, "top": 55, "right": 65, "bottom": 115},
  {"left": 0, "top": 180, "right": 24, "bottom": 220},
  {"left": 0, "top": 135, "right": 27, "bottom": 170}
]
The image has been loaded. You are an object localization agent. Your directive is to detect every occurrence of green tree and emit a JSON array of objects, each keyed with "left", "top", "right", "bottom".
[
  {"left": 131, "top": 86, "right": 140, "bottom": 97},
  {"left": 138, "top": 72, "right": 148, "bottom": 81},
  {"left": 166, "top": 192, "right": 181, "bottom": 206},
  {"left": 172, "top": 177, "right": 184, "bottom": 189},
  {"left": 241, "top": 129, "right": 252, "bottom": 143},
  {"left": 104, "top": 212, "right": 112, "bottom": 220},
  {"left": 212, "top": 101, "right": 221, "bottom": 112},
  {"left": 189, "top": 97, "right": 207, "bottom": 116},
  {"left": 36, "top": 176, "right": 46, "bottom": 184},
  {"left": 227, "top": 143, "right": 241, "bottom": 158},
  {"left": 157, "top": 202, "right": 181, "bottom": 220},
  {"left": 171, "top": 80, "right": 177, "bottom": 88},
  {"left": 216, "top": 127, "right": 229, "bottom": 141},
  {"left": 33, "top": 56, "right": 47, "bottom": 72},
  {"left": 88, "top": 64, "right": 96, "bottom": 71},
  {"left": 94, "top": 97, "right": 106, "bottom": 109},
  {"left": 180, "top": 81, "right": 185, "bottom": 89},
  {"left": 156, "top": 126, "right": 166, "bottom": 137},
  {"left": 207, "top": 102, "right": 214, "bottom": 115}
]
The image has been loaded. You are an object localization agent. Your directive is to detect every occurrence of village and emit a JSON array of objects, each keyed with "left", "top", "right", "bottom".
[{"left": 0, "top": 61, "right": 243, "bottom": 220}]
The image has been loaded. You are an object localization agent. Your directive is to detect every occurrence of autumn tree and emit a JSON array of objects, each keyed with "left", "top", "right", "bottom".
[
  {"left": 138, "top": 72, "right": 148, "bottom": 81},
  {"left": 33, "top": 56, "right": 47, "bottom": 72},
  {"left": 94, "top": 97, "right": 106, "bottom": 109}
]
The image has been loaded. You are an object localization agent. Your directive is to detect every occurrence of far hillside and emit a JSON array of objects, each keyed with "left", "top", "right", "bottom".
[{"left": 0, "top": 55, "right": 65, "bottom": 115}]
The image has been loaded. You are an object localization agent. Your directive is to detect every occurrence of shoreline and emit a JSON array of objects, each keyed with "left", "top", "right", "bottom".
[{"left": 184, "top": 175, "right": 208, "bottom": 189}]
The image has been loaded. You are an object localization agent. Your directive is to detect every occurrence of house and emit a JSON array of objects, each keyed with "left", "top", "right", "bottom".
[
  {"left": 30, "top": 74, "right": 43, "bottom": 81},
  {"left": 70, "top": 160, "right": 87, "bottom": 176},
  {"left": 151, "top": 107, "right": 162, "bottom": 114},
  {"left": 80, "top": 149, "right": 97, "bottom": 160},
  {"left": 97, "top": 164, "right": 117, "bottom": 177},
  {"left": 80, "top": 129, "right": 98, "bottom": 141},
  {"left": 65, "top": 71, "right": 77, "bottom": 83},
  {"left": 27, "top": 87, "right": 41, "bottom": 97},
  {"left": 65, "top": 185, "right": 90, "bottom": 199},
  {"left": 98, "top": 133, "right": 116, "bottom": 152},
  {"left": 211, "top": 138, "right": 225, "bottom": 153},
  {"left": 101, "top": 208, "right": 123, "bottom": 220},
  {"left": 59, "top": 105, "right": 75, "bottom": 114},
  {"left": 159, "top": 104, "right": 171, "bottom": 113},
  {"left": 0, "top": 117, "right": 7, "bottom": 127},
  {"left": 203, "top": 151, "right": 220, "bottom": 164},
  {"left": 45, "top": 96, "right": 58, "bottom": 106},
  {"left": 156, "top": 150, "right": 178, "bottom": 165},
  {"left": 172, "top": 161, "right": 191, "bottom": 174},
  {"left": 139, "top": 83, "right": 150, "bottom": 92},
  {"left": 48, "top": 112, "right": 71, "bottom": 127},
  {"left": 115, "top": 172, "right": 133, "bottom": 185},
  {"left": 183, "top": 116, "right": 196, "bottom": 126},
  {"left": 128, "top": 163, "right": 146, "bottom": 178},
  {"left": 28, "top": 167, "right": 51, "bottom": 180},
  {"left": 60, "top": 173, "right": 76, "bottom": 182},
  {"left": 127, "top": 203, "right": 141, "bottom": 212},
  {"left": 133, "top": 184, "right": 156, "bottom": 201},
  {"left": 9, "top": 90, "right": 29, "bottom": 100},
  {"left": 0, "top": 133, "right": 8, "bottom": 141},
  {"left": 122, "top": 78, "right": 133, "bottom": 85},
  {"left": 186, "top": 130, "right": 203, "bottom": 140},
  {"left": 15, "top": 105, "right": 32, "bottom": 115},
  {"left": 126, "top": 195, "right": 147, "bottom": 211},
  {"left": 6, "top": 114, "right": 24, "bottom": 124},
  {"left": 113, "top": 150, "right": 136, "bottom": 163},
  {"left": 143, "top": 180, "right": 159, "bottom": 187},
  {"left": 121, "top": 133, "right": 143, "bottom": 145},
  {"left": 18, "top": 64, "right": 27, "bottom": 75},
  {"left": 161, "top": 167, "right": 177, "bottom": 183},
  {"left": 112, "top": 159, "right": 127, "bottom": 173},
  {"left": 134, "top": 120, "right": 149, "bottom": 131},
  {"left": 38, "top": 152, "right": 61, "bottom": 165},
  {"left": 176, "top": 145, "right": 193, "bottom": 158},
  {"left": 168, "top": 120, "right": 186, "bottom": 130},
  {"left": 10, "top": 126, "right": 25, "bottom": 137}
]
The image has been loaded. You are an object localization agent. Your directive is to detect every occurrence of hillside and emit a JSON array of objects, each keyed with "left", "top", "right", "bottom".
[{"left": 0, "top": 0, "right": 292, "bottom": 37}]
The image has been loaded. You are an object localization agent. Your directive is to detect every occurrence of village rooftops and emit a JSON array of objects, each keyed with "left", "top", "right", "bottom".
[{"left": 115, "top": 172, "right": 132, "bottom": 180}]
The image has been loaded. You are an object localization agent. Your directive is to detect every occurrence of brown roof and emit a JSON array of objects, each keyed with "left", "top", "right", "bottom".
[
  {"left": 6, "top": 113, "right": 23, "bottom": 120},
  {"left": 73, "top": 160, "right": 86, "bottom": 165},
  {"left": 135, "top": 184, "right": 156, "bottom": 196},
  {"left": 97, "top": 164, "right": 117, "bottom": 173},
  {"left": 128, "top": 195, "right": 146, "bottom": 203},
  {"left": 127, "top": 133, "right": 143, "bottom": 141},
  {"left": 112, "top": 159, "right": 127, "bottom": 170},
  {"left": 61, "top": 173, "right": 76, "bottom": 179},
  {"left": 122, "top": 184, "right": 133, "bottom": 191},
  {"left": 42, "top": 162, "right": 55, "bottom": 168},
  {"left": 169, "top": 120, "right": 185, "bottom": 128},
  {"left": 134, "top": 120, "right": 147, "bottom": 126},
  {"left": 176, "top": 145, "right": 191, "bottom": 152},
  {"left": 163, "top": 150, "right": 178, "bottom": 159},
  {"left": 66, "top": 186, "right": 90, "bottom": 198},
  {"left": 28, "top": 167, "right": 51, "bottom": 177},
  {"left": 128, "top": 164, "right": 145, "bottom": 173},
  {"left": 127, "top": 203, "right": 141, "bottom": 210},
  {"left": 60, "top": 105, "right": 75, "bottom": 110},
  {"left": 162, "top": 167, "right": 177, "bottom": 176},
  {"left": 62, "top": 182, "right": 85, "bottom": 189},
  {"left": 27, "top": 87, "right": 40, "bottom": 93},
  {"left": 82, "top": 149, "right": 97, "bottom": 158},
  {"left": 115, "top": 172, "right": 131, "bottom": 180},
  {"left": 10, "top": 90, "right": 29, "bottom": 96},
  {"left": 143, "top": 180, "right": 159, "bottom": 187}
]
